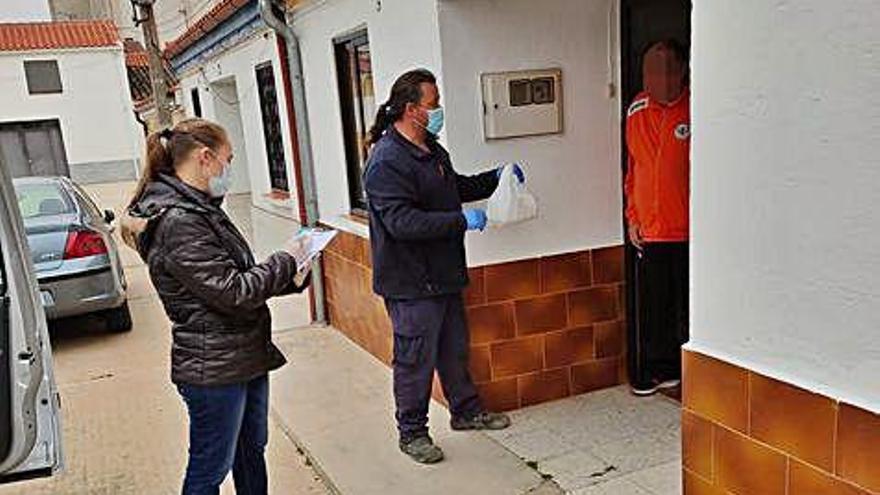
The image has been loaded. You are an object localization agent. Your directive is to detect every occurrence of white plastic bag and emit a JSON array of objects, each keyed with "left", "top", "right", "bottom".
[{"left": 487, "top": 164, "right": 537, "bottom": 227}]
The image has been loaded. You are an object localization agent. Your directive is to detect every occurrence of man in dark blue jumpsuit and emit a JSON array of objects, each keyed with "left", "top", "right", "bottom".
[{"left": 364, "top": 69, "right": 520, "bottom": 464}]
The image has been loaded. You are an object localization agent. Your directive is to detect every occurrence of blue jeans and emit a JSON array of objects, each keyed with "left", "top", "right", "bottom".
[{"left": 177, "top": 375, "right": 269, "bottom": 495}]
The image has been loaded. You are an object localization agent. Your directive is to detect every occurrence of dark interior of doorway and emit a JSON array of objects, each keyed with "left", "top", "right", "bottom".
[
  {"left": 0, "top": 120, "right": 69, "bottom": 179},
  {"left": 620, "top": 0, "right": 692, "bottom": 390}
]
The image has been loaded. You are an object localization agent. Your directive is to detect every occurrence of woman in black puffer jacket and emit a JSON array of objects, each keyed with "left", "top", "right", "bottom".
[{"left": 123, "top": 118, "right": 309, "bottom": 495}]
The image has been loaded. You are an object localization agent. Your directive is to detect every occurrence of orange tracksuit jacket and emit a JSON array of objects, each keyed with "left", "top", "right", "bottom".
[{"left": 624, "top": 88, "right": 691, "bottom": 243}]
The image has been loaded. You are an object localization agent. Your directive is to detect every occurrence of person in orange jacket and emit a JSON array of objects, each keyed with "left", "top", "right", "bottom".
[{"left": 624, "top": 39, "right": 690, "bottom": 396}]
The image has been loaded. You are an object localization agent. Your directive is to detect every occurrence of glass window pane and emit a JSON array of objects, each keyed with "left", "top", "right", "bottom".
[
  {"left": 14, "top": 182, "right": 74, "bottom": 219},
  {"left": 24, "top": 60, "right": 62, "bottom": 95}
]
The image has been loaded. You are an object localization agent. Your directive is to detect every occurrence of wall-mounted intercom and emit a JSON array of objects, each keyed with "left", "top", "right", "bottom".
[{"left": 481, "top": 68, "right": 563, "bottom": 140}]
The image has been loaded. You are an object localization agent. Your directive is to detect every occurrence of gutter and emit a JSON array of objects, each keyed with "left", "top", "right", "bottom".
[{"left": 259, "top": 0, "right": 326, "bottom": 325}]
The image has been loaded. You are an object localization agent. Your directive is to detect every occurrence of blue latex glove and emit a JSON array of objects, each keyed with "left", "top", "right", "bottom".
[
  {"left": 496, "top": 163, "right": 525, "bottom": 184},
  {"left": 462, "top": 208, "right": 488, "bottom": 231}
]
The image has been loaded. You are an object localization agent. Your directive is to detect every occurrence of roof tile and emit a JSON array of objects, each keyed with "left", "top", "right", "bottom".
[{"left": 0, "top": 20, "right": 120, "bottom": 52}]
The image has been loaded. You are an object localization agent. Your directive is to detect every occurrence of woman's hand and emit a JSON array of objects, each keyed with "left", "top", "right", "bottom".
[{"left": 284, "top": 234, "right": 311, "bottom": 268}]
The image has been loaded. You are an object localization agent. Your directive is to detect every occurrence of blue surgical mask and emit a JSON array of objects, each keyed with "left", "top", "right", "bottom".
[
  {"left": 423, "top": 106, "right": 444, "bottom": 135},
  {"left": 207, "top": 160, "right": 232, "bottom": 198}
]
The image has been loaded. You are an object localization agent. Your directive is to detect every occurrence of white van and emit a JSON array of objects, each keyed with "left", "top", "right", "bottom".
[{"left": 0, "top": 158, "right": 63, "bottom": 482}]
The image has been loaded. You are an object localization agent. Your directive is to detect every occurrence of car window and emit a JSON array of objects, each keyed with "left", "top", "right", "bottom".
[
  {"left": 70, "top": 183, "right": 102, "bottom": 219},
  {"left": 14, "top": 183, "right": 75, "bottom": 219}
]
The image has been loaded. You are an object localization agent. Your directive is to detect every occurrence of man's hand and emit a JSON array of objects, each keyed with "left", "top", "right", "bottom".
[
  {"left": 628, "top": 224, "right": 644, "bottom": 251},
  {"left": 496, "top": 163, "right": 526, "bottom": 184},
  {"left": 463, "top": 209, "right": 488, "bottom": 232}
]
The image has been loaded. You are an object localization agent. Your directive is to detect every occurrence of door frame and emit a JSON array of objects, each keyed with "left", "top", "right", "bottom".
[
  {"left": 619, "top": 0, "right": 692, "bottom": 386},
  {"left": 0, "top": 153, "right": 63, "bottom": 481}
]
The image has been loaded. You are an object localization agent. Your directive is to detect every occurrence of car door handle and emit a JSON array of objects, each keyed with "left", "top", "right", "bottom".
[{"left": 18, "top": 350, "right": 34, "bottom": 361}]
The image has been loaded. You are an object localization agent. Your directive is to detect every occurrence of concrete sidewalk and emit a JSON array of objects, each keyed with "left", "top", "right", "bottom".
[
  {"left": 270, "top": 327, "right": 682, "bottom": 495},
  {"left": 271, "top": 327, "right": 560, "bottom": 495}
]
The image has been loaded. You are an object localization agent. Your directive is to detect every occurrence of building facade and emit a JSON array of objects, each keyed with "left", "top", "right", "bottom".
[
  {"left": 0, "top": 20, "right": 143, "bottom": 184},
  {"left": 289, "top": 0, "right": 628, "bottom": 411},
  {"left": 280, "top": 0, "right": 878, "bottom": 493},
  {"left": 48, "top": 0, "right": 140, "bottom": 41},
  {"left": 161, "top": 0, "right": 302, "bottom": 217}
]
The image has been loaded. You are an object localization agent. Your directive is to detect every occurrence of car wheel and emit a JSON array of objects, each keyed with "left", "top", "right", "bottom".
[{"left": 105, "top": 301, "right": 133, "bottom": 333}]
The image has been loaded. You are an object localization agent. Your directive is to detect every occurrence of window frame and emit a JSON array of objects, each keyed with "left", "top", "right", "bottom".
[
  {"left": 333, "top": 29, "right": 374, "bottom": 217},
  {"left": 23, "top": 60, "right": 63, "bottom": 95}
]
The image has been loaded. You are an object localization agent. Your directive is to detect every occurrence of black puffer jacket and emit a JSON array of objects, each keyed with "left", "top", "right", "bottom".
[{"left": 127, "top": 174, "right": 305, "bottom": 386}]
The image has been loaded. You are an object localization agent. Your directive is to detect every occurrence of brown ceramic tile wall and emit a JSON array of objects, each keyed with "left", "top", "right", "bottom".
[
  {"left": 322, "top": 231, "right": 392, "bottom": 366},
  {"left": 682, "top": 349, "right": 879, "bottom": 495},
  {"left": 322, "top": 230, "right": 627, "bottom": 411}
]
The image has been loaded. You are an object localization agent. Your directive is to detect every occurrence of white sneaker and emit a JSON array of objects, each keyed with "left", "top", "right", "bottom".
[
  {"left": 631, "top": 382, "right": 659, "bottom": 396},
  {"left": 657, "top": 379, "right": 681, "bottom": 390}
]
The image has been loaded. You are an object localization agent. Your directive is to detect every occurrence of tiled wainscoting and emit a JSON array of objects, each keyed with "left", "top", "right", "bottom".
[
  {"left": 682, "top": 350, "right": 879, "bottom": 495},
  {"left": 321, "top": 229, "right": 628, "bottom": 411}
]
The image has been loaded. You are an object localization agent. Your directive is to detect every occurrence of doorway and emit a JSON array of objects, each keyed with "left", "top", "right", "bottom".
[
  {"left": 0, "top": 120, "right": 69, "bottom": 179},
  {"left": 620, "top": 0, "right": 692, "bottom": 391},
  {"left": 210, "top": 78, "right": 252, "bottom": 195}
]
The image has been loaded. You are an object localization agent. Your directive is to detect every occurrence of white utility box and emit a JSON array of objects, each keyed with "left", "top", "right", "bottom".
[{"left": 481, "top": 68, "right": 563, "bottom": 140}]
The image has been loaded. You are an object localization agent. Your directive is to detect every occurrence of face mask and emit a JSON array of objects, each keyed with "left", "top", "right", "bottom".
[
  {"left": 207, "top": 158, "right": 232, "bottom": 198},
  {"left": 420, "top": 106, "right": 445, "bottom": 135}
]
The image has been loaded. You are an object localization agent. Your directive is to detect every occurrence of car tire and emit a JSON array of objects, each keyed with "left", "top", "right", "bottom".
[{"left": 105, "top": 301, "right": 133, "bottom": 333}]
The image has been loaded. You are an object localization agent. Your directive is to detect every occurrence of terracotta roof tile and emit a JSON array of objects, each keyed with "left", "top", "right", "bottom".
[
  {"left": 164, "top": 0, "right": 250, "bottom": 59},
  {"left": 0, "top": 20, "right": 120, "bottom": 52},
  {"left": 123, "top": 38, "right": 149, "bottom": 67}
]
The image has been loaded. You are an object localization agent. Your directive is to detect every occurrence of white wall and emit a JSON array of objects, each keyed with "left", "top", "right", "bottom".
[
  {"left": 209, "top": 78, "right": 253, "bottom": 195},
  {"left": 438, "top": 0, "right": 623, "bottom": 266},
  {"left": 0, "top": 48, "right": 142, "bottom": 177},
  {"left": 290, "top": 0, "right": 443, "bottom": 234},
  {"left": 690, "top": 0, "right": 880, "bottom": 412},
  {"left": 1, "top": 0, "right": 51, "bottom": 21},
  {"left": 155, "top": 0, "right": 217, "bottom": 45},
  {"left": 179, "top": 31, "right": 300, "bottom": 213}
]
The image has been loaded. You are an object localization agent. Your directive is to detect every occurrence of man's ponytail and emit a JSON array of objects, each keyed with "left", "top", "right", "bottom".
[
  {"left": 366, "top": 68, "right": 437, "bottom": 148},
  {"left": 367, "top": 102, "right": 403, "bottom": 147}
]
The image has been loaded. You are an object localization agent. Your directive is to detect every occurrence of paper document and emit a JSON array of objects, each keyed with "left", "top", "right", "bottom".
[{"left": 293, "top": 228, "right": 338, "bottom": 272}]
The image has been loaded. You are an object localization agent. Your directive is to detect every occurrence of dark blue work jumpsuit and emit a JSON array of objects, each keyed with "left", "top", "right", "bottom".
[{"left": 363, "top": 128, "right": 499, "bottom": 441}]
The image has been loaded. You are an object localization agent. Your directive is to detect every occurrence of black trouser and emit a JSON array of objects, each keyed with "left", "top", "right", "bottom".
[
  {"left": 385, "top": 294, "right": 483, "bottom": 442},
  {"left": 629, "top": 242, "right": 689, "bottom": 387}
]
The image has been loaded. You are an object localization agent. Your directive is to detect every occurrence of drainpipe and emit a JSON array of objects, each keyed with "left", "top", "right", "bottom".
[{"left": 260, "top": 0, "right": 326, "bottom": 325}]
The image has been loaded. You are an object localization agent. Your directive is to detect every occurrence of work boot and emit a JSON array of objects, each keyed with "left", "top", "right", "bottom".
[
  {"left": 399, "top": 435, "right": 444, "bottom": 464},
  {"left": 450, "top": 411, "right": 511, "bottom": 431}
]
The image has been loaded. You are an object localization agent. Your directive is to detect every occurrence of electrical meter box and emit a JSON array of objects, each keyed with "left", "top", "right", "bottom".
[{"left": 481, "top": 68, "right": 563, "bottom": 140}]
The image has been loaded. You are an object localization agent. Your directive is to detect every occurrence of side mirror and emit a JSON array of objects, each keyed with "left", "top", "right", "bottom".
[{"left": 104, "top": 209, "right": 116, "bottom": 224}]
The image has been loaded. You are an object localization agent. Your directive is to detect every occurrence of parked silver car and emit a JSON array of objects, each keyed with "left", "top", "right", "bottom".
[{"left": 12, "top": 177, "right": 131, "bottom": 332}]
